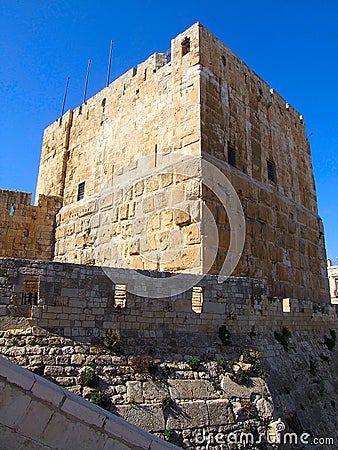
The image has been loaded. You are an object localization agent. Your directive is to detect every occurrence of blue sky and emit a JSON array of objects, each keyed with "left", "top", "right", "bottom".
[{"left": 0, "top": 0, "right": 337, "bottom": 261}]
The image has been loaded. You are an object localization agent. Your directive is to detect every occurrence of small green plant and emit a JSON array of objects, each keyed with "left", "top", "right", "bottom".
[
  {"left": 216, "top": 357, "right": 227, "bottom": 369},
  {"left": 90, "top": 391, "right": 110, "bottom": 410},
  {"left": 219, "top": 325, "right": 231, "bottom": 345},
  {"left": 102, "top": 328, "right": 122, "bottom": 353},
  {"left": 188, "top": 357, "right": 200, "bottom": 371},
  {"left": 79, "top": 367, "right": 99, "bottom": 388},
  {"left": 240, "top": 348, "right": 265, "bottom": 378},
  {"left": 324, "top": 330, "right": 336, "bottom": 351},
  {"left": 161, "top": 395, "right": 174, "bottom": 412},
  {"left": 10, "top": 337, "right": 18, "bottom": 346},
  {"left": 274, "top": 326, "right": 291, "bottom": 351},
  {"left": 164, "top": 429, "right": 175, "bottom": 442},
  {"left": 230, "top": 370, "right": 250, "bottom": 386}
]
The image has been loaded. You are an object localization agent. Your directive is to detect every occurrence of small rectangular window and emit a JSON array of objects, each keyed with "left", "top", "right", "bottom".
[
  {"left": 228, "top": 145, "right": 236, "bottom": 168},
  {"left": 181, "top": 37, "right": 190, "bottom": 56},
  {"left": 77, "top": 182, "right": 85, "bottom": 201},
  {"left": 267, "top": 159, "right": 277, "bottom": 183},
  {"left": 114, "top": 284, "right": 127, "bottom": 308},
  {"left": 191, "top": 286, "right": 204, "bottom": 313},
  {"left": 282, "top": 298, "right": 291, "bottom": 313},
  {"left": 22, "top": 275, "right": 39, "bottom": 306}
]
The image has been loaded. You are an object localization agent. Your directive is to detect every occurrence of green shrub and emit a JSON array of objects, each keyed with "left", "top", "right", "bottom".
[
  {"left": 90, "top": 391, "right": 109, "bottom": 409},
  {"left": 188, "top": 357, "right": 200, "bottom": 371},
  {"left": 219, "top": 325, "right": 231, "bottom": 345},
  {"left": 216, "top": 357, "right": 227, "bottom": 369},
  {"left": 241, "top": 348, "right": 265, "bottom": 378},
  {"left": 230, "top": 370, "right": 250, "bottom": 386},
  {"left": 164, "top": 429, "right": 175, "bottom": 442},
  {"left": 102, "top": 328, "right": 122, "bottom": 353},
  {"left": 79, "top": 367, "right": 99, "bottom": 388}
]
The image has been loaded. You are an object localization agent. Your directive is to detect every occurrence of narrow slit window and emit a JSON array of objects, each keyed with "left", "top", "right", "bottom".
[
  {"left": 154, "top": 144, "right": 158, "bottom": 167},
  {"left": 267, "top": 159, "right": 277, "bottom": 183},
  {"left": 114, "top": 284, "right": 127, "bottom": 308},
  {"left": 22, "top": 275, "right": 39, "bottom": 306},
  {"left": 228, "top": 145, "right": 236, "bottom": 168},
  {"left": 191, "top": 286, "right": 204, "bottom": 314},
  {"left": 181, "top": 37, "right": 190, "bottom": 56},
  {"left": 9, "top": 205, "right": 15, "bottom": 216},
  {"left": 77, "top": 182, "right": 85, "bottom": 201}
]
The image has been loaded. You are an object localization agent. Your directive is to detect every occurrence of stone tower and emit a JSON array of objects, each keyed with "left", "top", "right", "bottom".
[{"left": 30, "top": 23, "right": 328, "bottom": 303}]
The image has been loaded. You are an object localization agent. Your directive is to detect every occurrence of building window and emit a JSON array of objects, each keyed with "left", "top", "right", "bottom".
[
  {"left": 77, "top": 182, "right": 85, "bottom": 201},
  {"left": 267, "top": 159, "right": 277, "bottom": 183},
  {"left": 335, "top": 278, "right": 338, "bottom": 297},
  {"left": 22, "top": 275, "right": 39, "bottom": 306},
  {"left": 191, "top": 286, "right": 204, "bottom": 313},
  {"left": 114, "top": 284, "right": 127, "bottom": 308},
  {"left": 181, "top": 37, "right": 190, "bottom": 56},
  {"left": 9, "top": 205, "right": 15, "bottom": 216},
  {"left": 228, "top": 145, "right": 236, "bottom": 168},
  {"left": 282, "top": 298, "right": 291, "bottom": 313}
]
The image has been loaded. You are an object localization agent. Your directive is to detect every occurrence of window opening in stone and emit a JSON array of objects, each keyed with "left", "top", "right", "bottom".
[
  {"left": 221, "top": 55, "right": 226, "bottom": 67},
  {"left": 144, "top": 69, "right": 147, "bottom": 81},
  {"left": 228, "top": 145, "right": 236, "bottom": 168},
  {"left": 9, "top": 205, "right": 15, "bottom": 216},
  {"left": 267, "top": 159, "right": 277, "bottom": 183},
  {"left": 114, "top": 284, "right": 127, "bottom": 308},
  {"left": 282, "top": 298, "right": 291, "bottom": 313},
  {"left": 166, "top": 49, "right": 171, "bottom": 63},
  {"left": 181, "top": 37, "right": 190, "bottom": 56},
  {"left": 77, "top": 182, "right": 85, "bottom": 201},
  {"left": 192, "top": 286, "right": 204, "bottom": 313},
  {"left": 22, "top": 275, "right": 39, "bottom": 306},
  {"left": 154, "top": 144, "right": 158, "bottom": 167}
]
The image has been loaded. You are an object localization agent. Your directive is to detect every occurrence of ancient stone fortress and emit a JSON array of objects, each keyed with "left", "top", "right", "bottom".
[{"left": 0, "top": 23, "right": 337, "bottom": 449}]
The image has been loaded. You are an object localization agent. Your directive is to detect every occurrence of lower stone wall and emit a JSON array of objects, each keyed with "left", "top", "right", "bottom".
[
  {"left": 0, "top": 258, "right": 336, "bottom": 357},
  {"left": 0, "top": 323, "right": 337, "bottom": 449}
]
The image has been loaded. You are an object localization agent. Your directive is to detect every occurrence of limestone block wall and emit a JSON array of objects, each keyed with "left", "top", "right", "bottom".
[
  {"left": 0, "top": 259, "right": 336, "bottom": 355},
  {"left": 0, "top": 355, "right": 176, "bottom": 449},
  {"left": 0, "top": 190, "right": 62, "bottom": 261},
  {"left": 197, "top": 24, "right": 328, "bottom": 302},
  {"left": 0, "top": 321, "right": 337, "bottom": 446}
]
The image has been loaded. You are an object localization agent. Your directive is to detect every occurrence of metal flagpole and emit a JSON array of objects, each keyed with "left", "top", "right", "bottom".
[
  {"left": 106, "top": 40, "right": 113, "bottom": 87},
  {"left": 83, "top": 59, "right": 91, "bottom": 104},
  {"left": 60, "top": 76, "right": 70, "bottom": 125}
]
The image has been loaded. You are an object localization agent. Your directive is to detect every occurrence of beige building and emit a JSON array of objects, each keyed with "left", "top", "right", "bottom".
[
  {"left": 0, "top": 22, "right": 330, "bottom": 303},
  {"left": 327, "top": 260, "right": 338, "bottom": 304}
]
